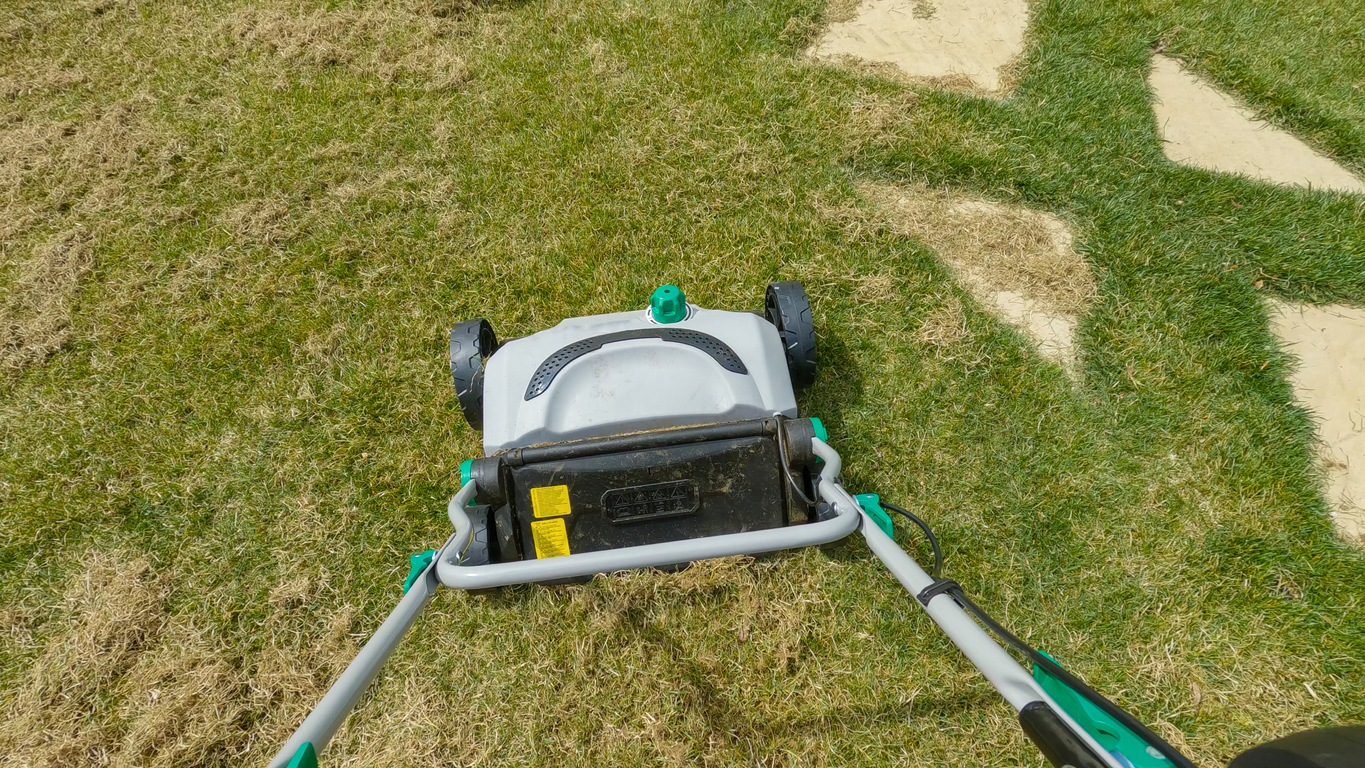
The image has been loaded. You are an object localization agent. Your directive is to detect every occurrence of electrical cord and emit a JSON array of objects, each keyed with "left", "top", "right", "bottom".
[
  {"left": 880, "top": 502, "right": 943, "bottom": 579},
  {"left": 949, "top": 586, "right": 1199, "bottom": 768},
  {"left": 878, "top": 500, "right": 1198, "bottom": 768}
]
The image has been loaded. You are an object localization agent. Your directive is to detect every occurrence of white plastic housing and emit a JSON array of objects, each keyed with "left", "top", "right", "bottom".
[{"left": 481, "top": 306, "right": 798, "bottom": 455}]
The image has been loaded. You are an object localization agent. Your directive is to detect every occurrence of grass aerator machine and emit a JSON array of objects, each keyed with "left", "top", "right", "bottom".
[{"left": 270, "top": 283, "right": 1365, "bottom": 768}]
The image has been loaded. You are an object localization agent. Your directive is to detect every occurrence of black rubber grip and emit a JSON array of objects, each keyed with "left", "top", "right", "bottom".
[
  {"left": 1018, "top": 701, "right": 1110, "bottom": 768},
  {"left": 524, "top": 328, "right": 748, "bottom": 400}
]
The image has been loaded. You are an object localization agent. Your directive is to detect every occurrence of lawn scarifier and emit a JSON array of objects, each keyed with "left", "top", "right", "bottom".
[{"left": 266, "top": 281, "right": 1364, "bottom": 768}]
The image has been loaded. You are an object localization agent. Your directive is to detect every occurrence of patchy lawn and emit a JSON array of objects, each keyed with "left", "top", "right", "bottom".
[{"left": 1, "top": 0, "right": 1362, "bottom": 766}]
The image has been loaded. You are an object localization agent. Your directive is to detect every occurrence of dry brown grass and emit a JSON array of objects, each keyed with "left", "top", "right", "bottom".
[
  {"left": 223, "top": 196, "right": 300, "bottom": 247},
  {"left": 0, "top": 553, "right": 362, "bottom": 768},
  {"left": 0, "top": 551, "right": 166, "bottom": 767},
  {"left": 859, "top": 181, "right": 1094, "bottom": 318},
  {"left": 223, "top": 3, "right": 471, "bottom": 90},
  {"left": 332, "top": 553, "right": 863, "bottom": 767},
  {"left": 841, "top": 89, "right": 919, "bottom": 155},
  {"left": 914, "top": 290, "right": 972, "bottom": 348},
  {"left": 0, "top": 97, "right": 161, "bottom": 214},
  {"left": 1, "top": 229, "right": 94, "bottom": 372},
  {"left": 0, "top": 63, "right": 89, "bottom": 101}
]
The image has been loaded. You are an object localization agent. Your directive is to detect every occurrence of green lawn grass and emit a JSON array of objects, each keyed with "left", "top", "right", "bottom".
[{"left": 1, "top": 0, "right": 1363, "bottom": 766}]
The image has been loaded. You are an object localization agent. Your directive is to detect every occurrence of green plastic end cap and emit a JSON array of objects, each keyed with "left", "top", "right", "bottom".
[
  {"left": 286, "top": 741, "right": 318, "bottom": 768},
  {"left": 403, "top": 549, "right": 437, "bottom": 594},
  {"left": 650, "top": 284, "right": 687, "bottom": 324},
  {"left": 809, "top": 417, "right": 828, "bottom": 443},
  {"left": 459, "top": 459, "right": 479, "bottom": 507},
  {"left": 854, "top": 493, "right": 893, "bottom": 537}
]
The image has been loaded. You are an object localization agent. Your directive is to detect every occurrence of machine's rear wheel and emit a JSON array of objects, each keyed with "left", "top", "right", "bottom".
[
  {"left": 764, "top": 281, "right": 816, "bottom": 390},
  {"left": 450, "top": 319, "right": 498, "bottom": 430}
]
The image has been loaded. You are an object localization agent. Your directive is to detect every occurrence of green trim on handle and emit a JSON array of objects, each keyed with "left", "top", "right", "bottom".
[
  {"left": 459, "top": 459, "right": 478, "bottom": 506},
  {"left": 286, "top": 741, "right": 318, "bottom": 768},
  {"left": 403, "top": 550, "right": 436, "bottom": 594},
  {"left": 854, "top": 493, "right": 893, "bottom": 537},
  {"left": 1032, "top": 650, "right": 1170, "bottom": 767}
]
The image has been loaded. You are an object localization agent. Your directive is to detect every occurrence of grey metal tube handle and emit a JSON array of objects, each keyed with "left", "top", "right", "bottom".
[
  {"left": 819, "top": 438, "right": 1123, "bottom": 768},
  {"left": 437, "top": 493, "right": 860, "bottom": 590},
  {"left": 264, "top": 483, "right": 476, "bottom": 768},
  {"left": 270, "top": 459, "right": 858, "bottom": 767}
]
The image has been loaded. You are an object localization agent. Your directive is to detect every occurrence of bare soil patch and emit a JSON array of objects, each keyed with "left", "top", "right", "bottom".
[
  {"left": 811, "top": 0, "right": 1028, "bottom": 95},
  {"left": 1149, "top": 55, "right": 1365, "bottom": 194},
  {"left": 1267, "top": 300, "right": 1365, "bottom": 542}
]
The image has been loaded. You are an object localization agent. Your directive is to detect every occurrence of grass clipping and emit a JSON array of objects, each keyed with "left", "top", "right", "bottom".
[{"left": 859, "top": 181, "right": 1095, "bottom": 375}]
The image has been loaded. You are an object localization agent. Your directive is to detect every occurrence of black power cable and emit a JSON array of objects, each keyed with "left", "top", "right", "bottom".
[
  {"left": 949, "top": 587, "right": 1199, "bottom": 768},
  {"left": 878, "top": 500, "right": 1198, "bottom": 768},
  {"left": 880, "top": 502, "right": 943, "bottom": 579}
]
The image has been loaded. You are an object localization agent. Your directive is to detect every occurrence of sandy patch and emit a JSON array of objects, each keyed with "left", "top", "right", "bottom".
[
  {"left": 811, "top": 0, "right": 1029, "bottom": 94},
  {"left": 1149, "top": 55, "right": 1365, "bottom": 194},
  {"left": 861, "top": 182, "right": 1093, "bottom": 375},
  {"left": 1267, "top": 301, "right": 1365, "bottom": 542}
]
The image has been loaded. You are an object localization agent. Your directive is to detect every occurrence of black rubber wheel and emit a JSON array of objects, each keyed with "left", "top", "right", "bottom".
[
  {"left": 491, "top": 504, "right": 521, "bottom": 563},
  {"left": 764, "top": 281, "right": 816, "bottom": 390},
  {"left": 1229, "top": 726, "right": 1365, "bottom": 768},
  {"left": 450, "top": 319, "right": 498, "bottom": 430},
  {"left": 461, "top": 506, "right": 493, "bottom": 567}
]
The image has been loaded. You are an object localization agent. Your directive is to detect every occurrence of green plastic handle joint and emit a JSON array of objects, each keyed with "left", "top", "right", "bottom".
[
  {"left": 403, "top": 550, "right": 436, "bottom": 594},
  {"left": 854, "top": 493, "right": 893, "bottom": 537},
  {"left": 286, "top": 741, "right": 318, "bottom": 768}
]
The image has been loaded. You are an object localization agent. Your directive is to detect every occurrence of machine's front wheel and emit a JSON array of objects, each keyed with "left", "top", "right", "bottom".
[
  {"left": 450, "top": 319, "right": 498, "bottom": 430},
  {"left": 765, "top": 281, "right": 816, "bottom": 390}
]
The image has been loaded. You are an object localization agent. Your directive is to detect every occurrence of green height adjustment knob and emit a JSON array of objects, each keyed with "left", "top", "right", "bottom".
[{"left": 650, "top": 284, "right": 687, "bottom": 323}]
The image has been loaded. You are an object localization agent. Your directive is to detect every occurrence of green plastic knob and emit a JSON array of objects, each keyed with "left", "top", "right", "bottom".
[
  {"left": 650, "top": 284, "right": 687, "bottom": 323},
  {"left": 459, "top": 459, "right": 474, "bottom": 487}
]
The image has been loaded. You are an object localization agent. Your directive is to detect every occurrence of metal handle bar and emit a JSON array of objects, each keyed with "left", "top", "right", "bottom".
[
  {"left": 271, "top": 440, "right": 1118, "bottom": 768},
  {"left": 270, "top": 457, "right": 855, "bottom": 766},
  {"left": 436, "top": 491, "right": 860, "bottom": 591},
  {"left": 808, "top": 439, "right": 1124, "bottom": 768}
]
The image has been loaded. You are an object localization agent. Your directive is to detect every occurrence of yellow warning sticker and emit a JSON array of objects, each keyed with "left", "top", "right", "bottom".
[
  {"left": 530, "top": 484, "right": 572, "bottom": 518},
  {"left": 530, "top": 517, "right": 571, "bottom": 559}
]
